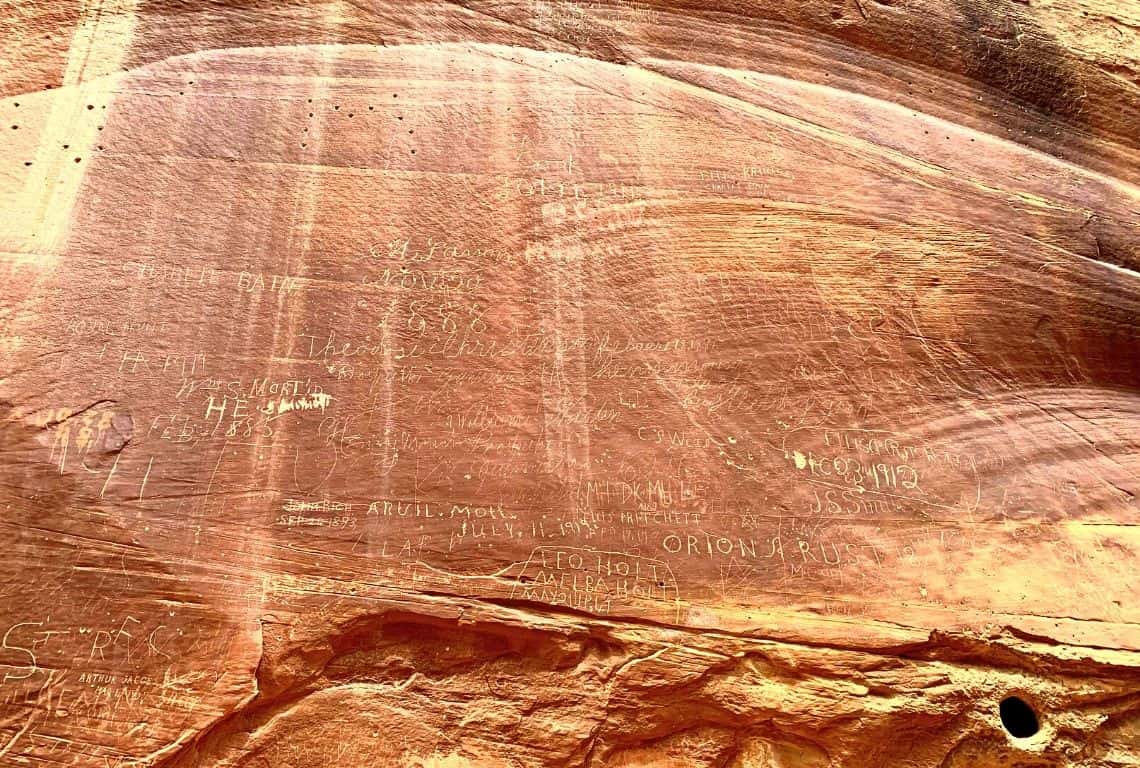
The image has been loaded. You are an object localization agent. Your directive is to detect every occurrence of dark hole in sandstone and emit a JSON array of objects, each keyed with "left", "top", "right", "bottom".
[{"left": 1000, "top": 696, "right": 1040, "bottom": 738}]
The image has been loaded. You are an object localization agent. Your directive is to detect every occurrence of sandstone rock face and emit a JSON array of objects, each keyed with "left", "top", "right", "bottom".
[{"left": 1, "top": 2, "right": 1139, "bottom": 766}]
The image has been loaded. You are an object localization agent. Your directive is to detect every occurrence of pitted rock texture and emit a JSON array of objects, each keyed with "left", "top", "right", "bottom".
[{"left": 1, "top": 1, "right": 1139, "bottom": 766}]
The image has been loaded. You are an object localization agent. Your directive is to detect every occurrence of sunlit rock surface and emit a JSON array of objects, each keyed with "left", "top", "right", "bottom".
[{"left": 1, "top": 1, "right": 1139, "bottom": 766}]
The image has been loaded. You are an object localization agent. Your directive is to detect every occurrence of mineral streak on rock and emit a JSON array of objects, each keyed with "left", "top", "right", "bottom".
[{"left": 1, "top": 1, "right": 1139, "bottom": 766}]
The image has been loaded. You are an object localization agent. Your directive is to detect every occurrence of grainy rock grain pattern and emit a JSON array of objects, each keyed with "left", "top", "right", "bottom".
[{"left": 1, "top": 1, "right": 1138, "bottom": 766}]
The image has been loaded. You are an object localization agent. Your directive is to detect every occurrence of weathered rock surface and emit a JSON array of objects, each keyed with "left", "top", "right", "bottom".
[{"left": 1, "top": 1, "right": 1139, "bottom": 766}]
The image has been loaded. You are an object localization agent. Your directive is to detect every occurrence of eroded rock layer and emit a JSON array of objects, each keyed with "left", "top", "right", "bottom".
[{"left": 1, "top": 1, "right": 1139, "bottom": 766}]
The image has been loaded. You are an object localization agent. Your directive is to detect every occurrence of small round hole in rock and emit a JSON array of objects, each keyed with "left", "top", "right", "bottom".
[{"left": 999, "top": 696, "right": 1039, "bottom": 738}]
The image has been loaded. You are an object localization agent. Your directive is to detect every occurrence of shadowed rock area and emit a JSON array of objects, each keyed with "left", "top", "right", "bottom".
[{"left": 0, "top": 1, "right": 1138, "bottom": 766}]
